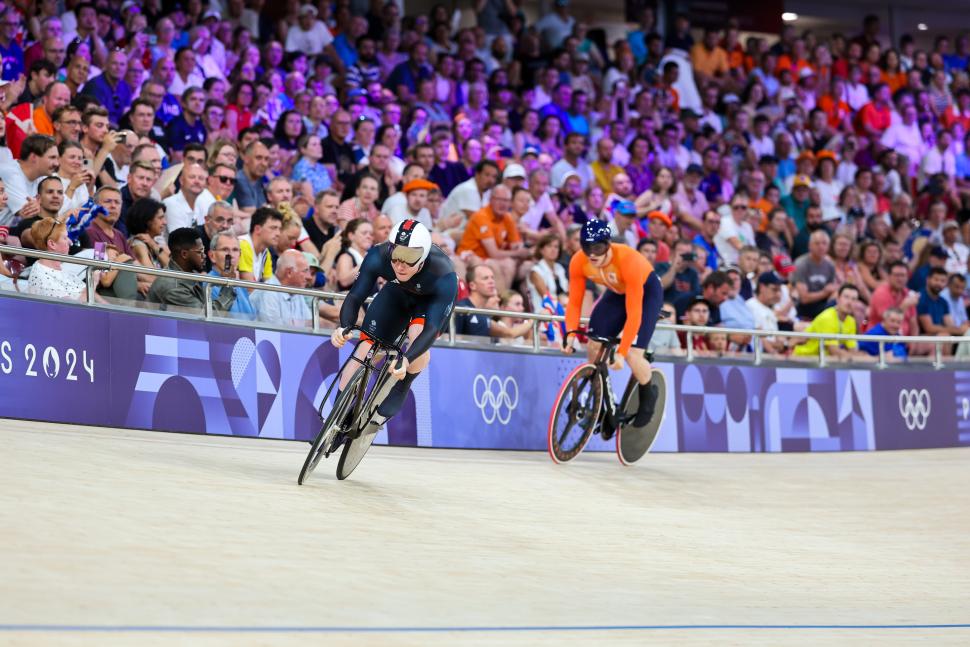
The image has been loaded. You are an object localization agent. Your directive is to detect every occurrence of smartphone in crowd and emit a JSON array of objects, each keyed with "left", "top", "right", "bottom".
[
  {"left": 224, "top": 254, "right": 232, "bottom": 274},
  {"left": 94, "top": 242, "right": 106, "bottom": 261}
]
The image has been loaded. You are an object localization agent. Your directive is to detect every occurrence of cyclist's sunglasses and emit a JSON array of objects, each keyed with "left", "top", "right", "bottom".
[
  {"left": 584, "top": 241, "right": 610, "bottom": 258},
  {"left": 390, "top": 244, "right": 423, "bottom": 266}
]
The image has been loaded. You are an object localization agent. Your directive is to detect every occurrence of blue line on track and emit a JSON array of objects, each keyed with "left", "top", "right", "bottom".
[{"left": 0, "top": 624, "right": 968, "bottom": 633}]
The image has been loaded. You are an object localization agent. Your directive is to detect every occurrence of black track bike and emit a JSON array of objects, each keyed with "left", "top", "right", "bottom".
[
  {"left": 298, "top": 327, "right": 407, "bottom": 483},
  {"left": 547, "top": 331, "right": 667, "bottom": 465}
]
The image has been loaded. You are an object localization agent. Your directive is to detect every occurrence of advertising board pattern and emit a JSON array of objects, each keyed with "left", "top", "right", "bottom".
[{"left": 1, "top": 296, "right": 966, "bottom": 452}]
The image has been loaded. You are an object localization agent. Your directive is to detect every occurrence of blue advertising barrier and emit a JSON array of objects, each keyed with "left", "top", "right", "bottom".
[{"left": 1, "top": 294, "right": 967, "bottom": 452}]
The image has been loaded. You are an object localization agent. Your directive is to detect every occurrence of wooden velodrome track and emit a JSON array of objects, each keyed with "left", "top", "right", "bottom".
[{"left": 1, "top": 418, "right": 968, "bottom": 646}]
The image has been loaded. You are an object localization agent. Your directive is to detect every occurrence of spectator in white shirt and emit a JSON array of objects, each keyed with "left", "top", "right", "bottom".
[
  {"left": 0, "top": 134, "right": 60, "bottom": 219},
  {"left": 438, "top": 160, "right": 499, "bottom": 238},
  {"left": 880, "top": 105, "right": 924, "bottom": 175},
  {"left": 251, "top": 249, "right": 313, "bottom": 328},
  {"left": 942, "top": 272, "right": 969, "bottom": 329},
  {"left": 715, "top": 192, "right": 756, "bottom": 265},
  {"left": 942, "top": 221, "right": 969, "bottom": 274},
  {"left": 163, "top": 163, "right": 209, "bottom": 235},
  {"left": 384, "top": 178, "right": 436, "bottom": 229},
  {"left": 920, "top": 128, "right": 957, "bottom": 188},
  {"left": 285, "top": 5, "right": 334, "bottom": 56},
  {"left": 746, "top": 272, "right": 787, "bottom": 353}
]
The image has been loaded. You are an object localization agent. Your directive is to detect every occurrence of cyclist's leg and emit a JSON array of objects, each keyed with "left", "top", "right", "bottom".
[
  {"left": 628, "top": 272, "right": 665, "bottom": 425},
  {"left": 586, "top": 290, "right": 626, "bottom": 363},
  {"left": 376, "top": 317, "right": 428, "bottom": 418}
]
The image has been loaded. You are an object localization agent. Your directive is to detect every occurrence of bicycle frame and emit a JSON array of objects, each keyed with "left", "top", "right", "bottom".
[{"left": 335, "top": 327, "right": 409, "bottom": 436}]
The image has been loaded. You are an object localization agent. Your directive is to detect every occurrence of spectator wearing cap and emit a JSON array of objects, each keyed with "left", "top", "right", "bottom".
[
  {"left": 917, "top": 267, "right": 969, "bottom": 350},
  {"left": 286, "top": 5, "right": 334, "bottom": 56},
  {"left": 457, "top": 184, "right": 531, "bottom": 291},
  {"left": 645, "top": 211, "right": 673, "bottom": 261},
  {"left": 792, "top": 284, "right": 863, "bottom": 359},
  {"left": 677, "top": 296, "right": 713, "bottom": 352},
  {"left": 207, "top": 230, "right": 255, "bottom": 320},
  {"left": 551, "top": 132, "right": 592, "bottom": 192},
  {"left": 608, "top": 200, "right": 642, "bottom": 248},
  {"left": 941, "top": 220, "right": 969, "bottom": 274},
  {"left": 385, "top": 178, "right": 436, "bottom": 229},
  {"left": 908, "top": 244, "right": 950, "bottom": 292},
  {"left": 501, "top": 163, "right": 527, "bottom": 193},
  {"left": 792, "top": 229, "right": 837, "bottom": 320},
  {"left": 782, "top": 174, "right": 813, "bottom": 231},
  {"left": 746, "top": 272, "right": 788, "bottom": 354},
  {"left": 858, "top": 307, "right": 908, "bottom": 360},
  {"left": 715, "top": 192, "right": 756, "bottom": 266}
]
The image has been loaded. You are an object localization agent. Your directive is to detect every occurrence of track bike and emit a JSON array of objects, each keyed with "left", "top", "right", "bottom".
[
  {"left": 298, "top": 326, "right": 406, "bottom": 483},
  {"left": 547, "top": 330, "right": 667, "bottom": 465}
]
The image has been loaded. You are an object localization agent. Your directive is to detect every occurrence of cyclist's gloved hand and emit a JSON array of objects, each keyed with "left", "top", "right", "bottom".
[
  {"left": 391, "top": 355, "right": 409, "bottom": 380},
  {"left": 331, "top": 327, "right": 351, "bottom": 348},
  {"left": 609, "top": 353, "right": 625, "bottom": 372}
]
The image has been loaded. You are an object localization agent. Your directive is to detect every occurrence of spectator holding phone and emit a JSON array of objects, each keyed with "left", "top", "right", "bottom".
[{"left": 207, "top": 230, "right": 255, "bottom": 320}]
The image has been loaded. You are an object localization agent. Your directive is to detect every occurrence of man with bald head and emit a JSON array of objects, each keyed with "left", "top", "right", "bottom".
[
  {"left": 251, "top": 249, "right": 313, "bottom": 328},
  {"left": 33, "top": 82, "right": 71, "bottom": 136},
  {"left": 24, "top": 16, "right": 62, "bottom": 70},
  {"left": 81, "top": 49, "right": 133, "bottom": 126},
  {"left": 163, "top": 163, "right": 210, "bottom": 235},
  {"left": 42, "top": 36, "right": 66, "bottom": 70}
]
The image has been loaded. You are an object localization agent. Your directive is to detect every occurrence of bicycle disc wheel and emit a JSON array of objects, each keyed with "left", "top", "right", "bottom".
[
  {"left": 616, "top": 368, "right": 667, "bottom": 466},
  {"left": 298, "top": 366, "right": 366, "bottom": 485},
  {"left": 335, "top": 368, "right": 398, "bottom": 480},
  {"left": 547, "top": 364, "right": 603, "bottom": 464}
]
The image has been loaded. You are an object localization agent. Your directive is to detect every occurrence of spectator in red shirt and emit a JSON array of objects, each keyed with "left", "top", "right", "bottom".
[{"left": 856, "top": 83, "right": 892, "bottom": 140}]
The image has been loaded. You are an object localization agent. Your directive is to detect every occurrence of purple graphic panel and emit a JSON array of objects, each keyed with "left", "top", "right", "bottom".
[{"left": 0, "top": 295, "right": 967, "bottom": 453}]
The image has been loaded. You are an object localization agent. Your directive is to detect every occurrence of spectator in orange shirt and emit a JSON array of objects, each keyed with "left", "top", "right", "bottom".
[
  {"left": 456, "top": 184, "right": 531, "bottom": 291},
  {"left": 690, "top": 28, "right": 729, "bottom": 86},
  {"left": 856, "top": 83, "right": 893, "bottom": 141},
  {"left": 818, "top": 77, "right": 852, "bottom": 131}
]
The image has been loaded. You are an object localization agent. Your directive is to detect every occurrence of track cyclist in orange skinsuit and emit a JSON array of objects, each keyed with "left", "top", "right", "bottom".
[{"left": 564, "top": 218, "right": 664, "bottom": 431}]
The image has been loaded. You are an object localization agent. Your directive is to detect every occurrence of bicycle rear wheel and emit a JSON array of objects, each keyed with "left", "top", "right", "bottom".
[
  {"left": 547, "top": 363, "right": 603, "bottom": 464},
  {"left": 298, "top": 366, "right": 366, "bottom": 485},
  {"left": 616, "top": 368, "right": 667, "bottom": 466},
  {"left": 335, "top": 366, "right": 398, "bottom": 480}
]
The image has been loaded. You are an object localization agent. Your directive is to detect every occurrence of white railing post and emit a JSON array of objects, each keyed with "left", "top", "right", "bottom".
[
  {"left": 686, "top": 330, "right": 694, "bottom": 361},
  {"left": 878, "top": 341, "right": 887, "bottom": 369}
]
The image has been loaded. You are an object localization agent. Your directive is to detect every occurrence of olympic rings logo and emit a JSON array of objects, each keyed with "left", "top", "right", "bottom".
[
  {"left": 473, "top": 374, "right": 519, "bottom": 425},
  {"left": 898, "top": 388, "right": 931, "bottom": 431}
]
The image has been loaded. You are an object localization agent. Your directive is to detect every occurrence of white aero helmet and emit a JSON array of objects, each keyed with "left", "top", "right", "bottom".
[{"left": 388, "top": 218, "right": 432, "bottom": 266}]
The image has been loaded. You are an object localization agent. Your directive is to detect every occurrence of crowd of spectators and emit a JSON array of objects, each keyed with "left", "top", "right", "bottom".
[{"left": 1, "top": 1, "right": 970, "bottom": 359}]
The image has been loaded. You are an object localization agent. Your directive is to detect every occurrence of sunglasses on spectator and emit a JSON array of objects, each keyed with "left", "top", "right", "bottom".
[{"left": 215, "top": 175, "right": 236, "bottom": 185}]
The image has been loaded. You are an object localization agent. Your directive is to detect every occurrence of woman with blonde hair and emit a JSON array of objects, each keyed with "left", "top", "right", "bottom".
[
  {"left": 26, "top": 218, "right": 87, "bottom": 300},
  {"left": 336, "top": 174, "right": 380, "bottom": 223}
]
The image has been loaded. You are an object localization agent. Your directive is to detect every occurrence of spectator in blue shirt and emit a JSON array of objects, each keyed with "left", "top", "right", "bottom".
[
  {"left": 207, "top": 230, "right": 255, "bottom": 320},
  {"left": 0, "top": 8, "right": 24, "bottom": 81},
  {"left": 909, "top": 245, "right": 949, "bottom": 291},
  {"left": 387, "top": 41, "right": 433, "bottom": 103},
  {"left": 859, "top": 307, "right": 908, "bottom": 359},
  {"left": 941, "top": 272, "right": 969, "bottom": 329},
  {"left": 917, "top": 267, "right": 969, "bottom": 355},
  {"left": 165, "top": 88, "right": 207, "bottom": 162},
  {"left": 80, "top": 50, "right": 133, "bottom": 127}
]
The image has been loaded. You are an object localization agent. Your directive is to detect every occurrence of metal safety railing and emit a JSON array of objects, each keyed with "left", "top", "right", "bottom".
[{"left": 2, "top": 244, "right": 968, "bottom": 369}]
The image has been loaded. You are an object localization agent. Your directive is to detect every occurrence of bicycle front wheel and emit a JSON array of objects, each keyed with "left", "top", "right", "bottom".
[
  {"left": 547, "top": 363, "right": 603, "bottom": 464},
  {"left": 298, "top": 365, "right": 366, "bottom": 485},
  {"left": 335, "top": 366, "right": 398, "bottom": 480}
]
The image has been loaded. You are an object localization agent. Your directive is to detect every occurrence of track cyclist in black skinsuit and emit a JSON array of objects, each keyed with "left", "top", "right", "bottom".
[{"left": 330, "top": 218, "right": 458, "bottom": 423}]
